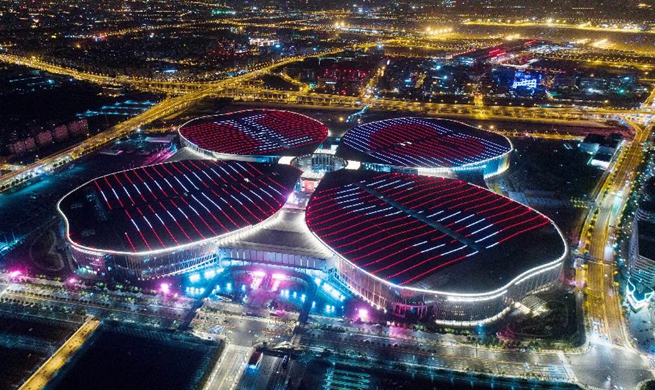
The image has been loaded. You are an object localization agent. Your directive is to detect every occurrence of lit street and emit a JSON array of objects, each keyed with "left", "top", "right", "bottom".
[{"left": 1, "top": 3, "right": 655, "bottom": 389}]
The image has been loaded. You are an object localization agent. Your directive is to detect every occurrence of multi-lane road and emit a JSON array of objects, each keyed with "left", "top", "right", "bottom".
[
  {"left": 578, "top": 118, "right": 653, "bottom": 347},
  {"left": 2, "top": 43, "right": 653, "bottom": 195},
  {"left": 0, "top": 46, "right": 356, "bottom": 192},
  {"left": 299, "top": 324, "right": 574, "bottom": 381},
  {"left": 224, "top": 86, "right": 655, "bottom": 120},
  {"left": 203, "top": 344, "right": 251, "bottom": 390},
  {"left": 299, "top": 313, "right": 655, "bottom": 389},
  {"left": 2, "top": 29, "right": 655, "bottom": 389}
]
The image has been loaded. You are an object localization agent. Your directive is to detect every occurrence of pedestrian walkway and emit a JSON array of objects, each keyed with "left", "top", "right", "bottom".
[
  {"left": 19, "top": 317, "right": 100, "bottom": 390},
  {"left": 324, "top": 366, "right": 371, "bottom": 389},
  {"left": 557, "top": 350, "right": 578, "bottom": 383}
]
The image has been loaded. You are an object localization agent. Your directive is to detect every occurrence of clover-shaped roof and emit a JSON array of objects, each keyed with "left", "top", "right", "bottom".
[
  {"left": 337, "top": 117, "right": 511, "bottom": 169},
  {"left": 179, "top": 109, "right": 328, "bottom": 158},
  {"left": 58, "top": 160, "right": 300, "bottom": 255},
  {"left": 306, "top": 169, "right": 566, "bottom": 293}
]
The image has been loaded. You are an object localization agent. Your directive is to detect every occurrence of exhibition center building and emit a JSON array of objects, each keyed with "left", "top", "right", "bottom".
[{"left": 58, "top": 110, "right": 565, "bottom": 325}]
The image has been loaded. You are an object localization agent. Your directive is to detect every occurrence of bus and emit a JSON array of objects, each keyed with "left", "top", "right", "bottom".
[{"left": 248, "top": 350, "right": 263, "bottom": 369}]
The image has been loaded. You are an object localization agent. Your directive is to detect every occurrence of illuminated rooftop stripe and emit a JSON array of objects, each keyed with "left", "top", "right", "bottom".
[
  {"left": 179, "top": 109, "right": 328, "bottom": 157},
  {"left": 337, "top": 118, "right": 512, "bottom": 169},
  {"left": 306, "top": 171, "right": 565, "bottom": 292},
  {"left": 58, "top": 160, "right": 301, "bottom": 254}
]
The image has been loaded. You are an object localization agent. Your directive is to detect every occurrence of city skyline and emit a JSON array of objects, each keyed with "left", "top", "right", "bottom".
[{"left": 0, "top": 1, "right": 654, "bottom": 389}]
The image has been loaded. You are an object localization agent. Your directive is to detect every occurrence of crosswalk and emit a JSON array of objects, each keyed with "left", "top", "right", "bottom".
[
  {"left": 557, "top": 350, "right": 578, "bottom": 383},
  {"left": 204, "top": 344, "right": 251, "bottom": 390},
  {"left": 324, "top": 366, "right": 371, "bottom": 390}
]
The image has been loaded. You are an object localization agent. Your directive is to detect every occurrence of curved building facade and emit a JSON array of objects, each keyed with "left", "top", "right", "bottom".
[
  {"left": 57, "top": 160, "right": 301, "bottom": 279},
  {"left": 306, "top": 170, "right": 567, "bottom": 325},
  {"left": 178, "top": 109, "right": 328, "bottom": 163},
  {"left": 57, "top": 110, "right": 563, "bottom": 326},
  {"left": 336, "top": 118, "right": 512, "bottom": 178}
]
